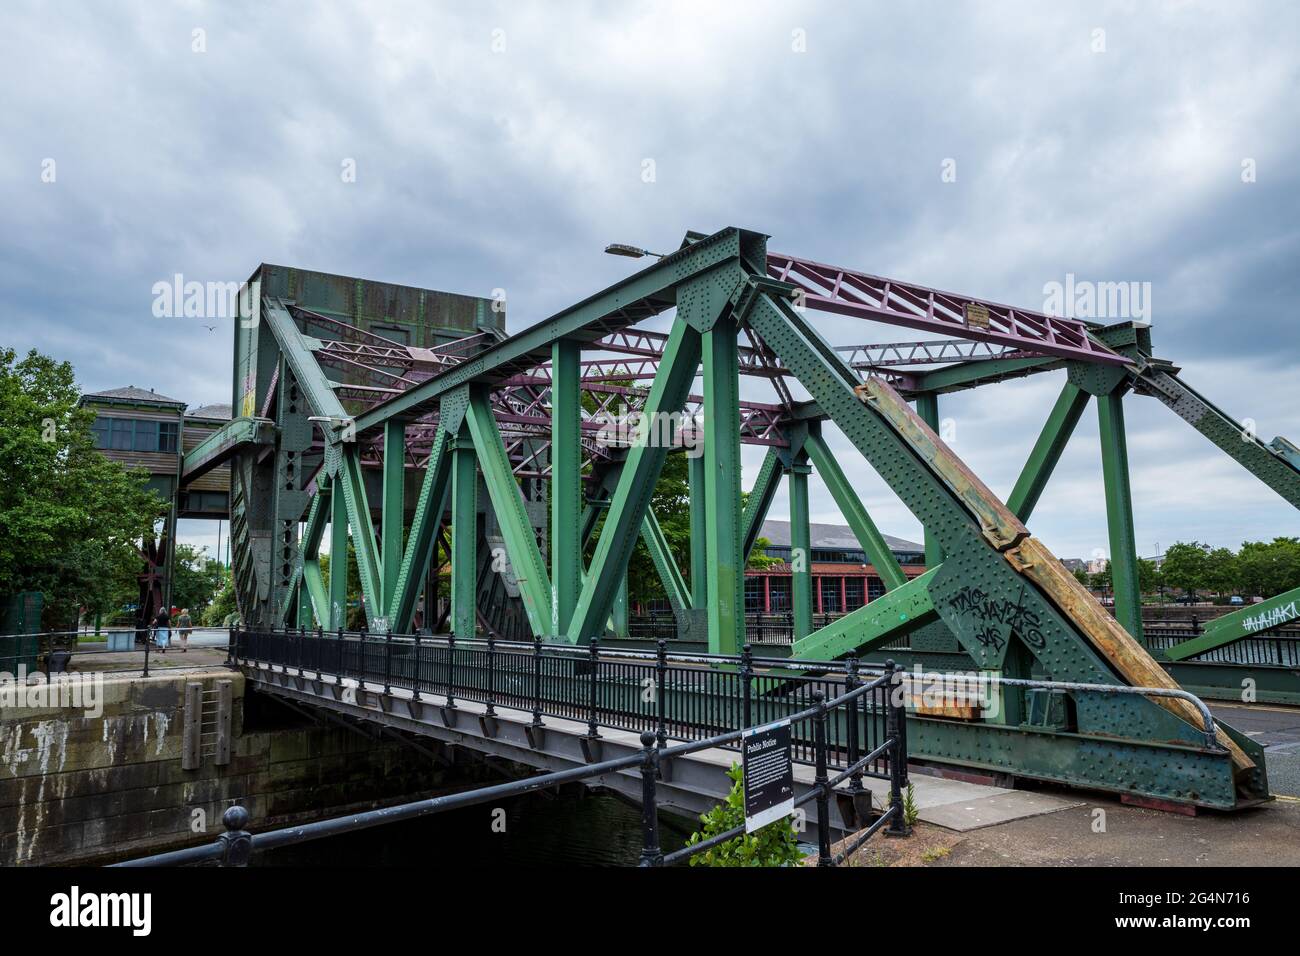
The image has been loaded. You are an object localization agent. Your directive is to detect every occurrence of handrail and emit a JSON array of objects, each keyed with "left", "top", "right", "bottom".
[{"left": 113, "top": 657, "right": 909, "bottom": 868}]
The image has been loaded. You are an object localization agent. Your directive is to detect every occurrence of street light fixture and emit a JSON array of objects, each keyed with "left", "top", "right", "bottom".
[{"left": 604, "top": 243, "right": 666, "bottom": 260}]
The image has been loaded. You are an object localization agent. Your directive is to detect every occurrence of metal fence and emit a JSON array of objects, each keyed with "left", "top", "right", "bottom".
[
  {"left": 116, "top": 645, "right": 911, "bottom": 868},
  {"left": 1144, "top": 621, "right": 1300, "bottom": 667},
  {"left": 229, "top": 627, "right": 895, "bottom": 773}
]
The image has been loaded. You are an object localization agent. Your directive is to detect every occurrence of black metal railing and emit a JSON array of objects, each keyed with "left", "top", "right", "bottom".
[
  {"left": 114, "top": 659, "right": 910, "bottom": 868},
  {"left": 627, "top": 611, "right": 912, "bottom": 649},
  {"left": 228, "top": 627, "right": 896, "bottom": 773},
  {"left": 1144, "top": 620, "right": 1300, "bottom": 668}
]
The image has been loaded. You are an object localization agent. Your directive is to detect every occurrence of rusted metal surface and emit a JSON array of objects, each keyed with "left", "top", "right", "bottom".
[{"left": 855, "top": 376, "right": 1028, "bottom": 551}]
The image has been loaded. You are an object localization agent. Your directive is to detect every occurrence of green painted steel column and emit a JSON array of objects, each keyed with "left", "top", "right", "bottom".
[
  {"left": 551, "top": 339, "right": 583, "bottom": 635},
  {"left": 915, "top": 392, "right": 945, "bottom": 568},
  {"left": 804, "top": 430, "right": 907, "bottom": 590},
  {"left": 451, "top": 428, "right": 478, "bottom": 641},
  {"left": 688, "top": 451, "right": 708, "bottom": 607},
  {"left": 612, "top": 574, "right": 629, "bottom": 638},
  {"left": 789, "top": 452, "right": 814, "bottom": 640},
  {"left": 328, "top": 478, "right": 348, "bottom": 630},
  {"left": 702, "top": 320, "right": 744, "bottom": 656},
  {"left": 1097, "top": 390, "right": 1144, "bottom": 644},
  {"left": 1007, "top": 381, "right": 1090, "bottom": 522},
  {"left": 380, "top": 419, "right": 407, "bottom": 618},
  {"left": 740, "top": 446, "right": 783, "bottom": 563}
]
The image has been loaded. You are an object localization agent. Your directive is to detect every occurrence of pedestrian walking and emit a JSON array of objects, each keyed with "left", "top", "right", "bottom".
[
  {"left": 177, "top": 608, "right": 192, "bottom": 652},
  {"left": 153, "top": 605, "right": 171, "bottom": 653}
]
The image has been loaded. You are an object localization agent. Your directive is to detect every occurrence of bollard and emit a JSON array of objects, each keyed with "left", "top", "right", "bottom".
[
  {"left": 637, "top": 731, "right": 663, "bottom": 866},
  {"left": 812, "top": 689, "right": 833, "bottom": 866},
  {"left": 218, "top": 805, "right": 253, "bottom": 867}
]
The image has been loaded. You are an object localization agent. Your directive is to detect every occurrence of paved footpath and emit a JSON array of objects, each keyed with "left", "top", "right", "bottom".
[{"left": 1210, "top": 702, "right": 1300, "bottom": 798}]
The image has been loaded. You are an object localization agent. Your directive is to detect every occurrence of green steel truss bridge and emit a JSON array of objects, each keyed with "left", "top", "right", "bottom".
[{"left": 183, "top": 227, "right": 1300, "bottom": 811}]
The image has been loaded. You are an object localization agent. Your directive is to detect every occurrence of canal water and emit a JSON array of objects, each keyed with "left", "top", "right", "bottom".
[{"left": 256, "top": 788, "right": 695, "bottom": 866}]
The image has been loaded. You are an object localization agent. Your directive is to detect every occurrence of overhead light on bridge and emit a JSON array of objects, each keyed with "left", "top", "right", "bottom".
[{"left": 604, "top": 243, "right": 665, "bottom": 260}]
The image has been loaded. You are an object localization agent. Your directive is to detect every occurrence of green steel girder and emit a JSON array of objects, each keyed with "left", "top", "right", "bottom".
[
  {"left": 688, "top": 452, "right": 708, "bottom": 606},
  {"left": 567, "top": 317, "right": 705, "bottom": 643},
  {"left": 328, "top": 473, "right": 348, "bottom": 630},
  {"left": 804, "top": 428, "right": 908, "bottom": 590},
  {"left": 1097, "top": 389, "right": 1144, "bottom": 643},
  {"left": 464, "top": 387, "right": 552, "bottom": 637},
  {"left": 641, "top": 507, "right": 692, "bottom": 613},
  {"left": 550, "top": 339, "right": 584, "bottom": 634},
  {"left": 268, "top": 364, "right": 314, "bottom": 627},
  {"left": 261, "top": 298, "right": 351, "bottom": 428},
  {"left": 450, "top": 427, "right": 478, "bottom": 641},
  {"left": 740, "top": 446, "right": 784, "bottom": 564},
  {"left": 1165, "top": 661, "right": 1300, "bottom": 706},
  {"left": 352, "top": 227, "right": 767, "bottom": 436},
  {"left": 179, "top": 415, "right": 275, "bottom": 485},
  {"left": 380, "top": 419, "right": 408, "bottom": 615},
  {"left": 388, "top": 427, "right": 452, "bottom": 633},
  {"left": 702, "top": 314, "right": 745, "bottom": 656},
  {"left": 742, "top": 288, "right": 1214, "bottom": 750},
  {"left": 788, "top": 451, "right": 814, "bottom": 642},
  {"left": 336, "top": 445, "right": 383, "bottom": 629},
  {"left": 1006, "top": 381, "right": 1091, "bottom": 522},
  {"left": 914, "top": 392, "right": 946, "bottom": 569},
  {"left": 1137, "top": 367, "right": 1300, "bottom": 510},
  {"left": 1165, "top": 584, "right": 1300, "bottom": 661},
  {"left": 299, "top": 488, "right": 330, "bottom": 626},
  {"left": 792, "top": 568, "right": 938, "bottom": 659}
]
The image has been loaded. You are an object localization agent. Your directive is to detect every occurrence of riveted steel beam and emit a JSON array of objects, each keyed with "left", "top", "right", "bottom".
[
  {"left": 550, "top": 339, "right": 583, "bottom": 634},
  {"left": 568, "top": 318, "right": 704, "bottom": 643},
  {"left": 380, "top": 419, "right": 408, "bottom": 615},
  {"left": 703, "top": 314, "right": 745, "bottom": 655},
  {"left": 793, "top": 568, "right": 938, "bottom": 659},
  {"left": 388, "top": 427, "right": 452, "bottom": 632},
  {"left": 336, "top": 446, "right": 384, "bottom": 629},
  {"left": 740, "top": 446, "right": 784, "bottom": 564},
  {"left": 328, "top": 474, "right": 348, "bottom": 630},
  {"left": 688, "top": 452, "right": 708, "bottom": 606},
  {"left": 804, "top": 428, "right": 908, "bottom": 590},
  {"left": 641, "top": 507, "right": 691, "bottom": 612},
  {"left": 913, "top": 392, "right": 946, "bottom": 569},
  {"left": 1097, "top": 390, "right": 1143, "bottom": 644},
  {"left": 465, "top": 387, "right": 552, "bottom": 637},
  {"left": 789, "top": 451, "right": 813, "bottom": 641},
  {"left": 450, "top": 427, "right": 478, "bottom": 640},
  {"left": 1006, "top": 381, "right": 1090, "bottom": 522}
]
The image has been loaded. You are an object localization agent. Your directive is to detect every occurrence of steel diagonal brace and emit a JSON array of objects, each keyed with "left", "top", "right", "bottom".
[
  {"left": 740, "top": 446, "right": 784, "bottom": 563},
  {"left": 1165, "top": 585, "right": 1300, "bottom": 661},
  {"left": 744, "top": 288, "right": 1253, "bottom": 770},
  {"left": 464, "top": 387, "right": 553, "bottom": 637},
  {"left": 337, "top": 445, "right": 384, "bottom": 628},
  {"left": 261, "top": 298, "right": 352, "bottom": 429},
  {"left": 640, "top": 506, "right": 691, "bottom": 612},
  {"left": 1006, "top": 381, "right": 1091, "bottom": 522},
  {"left": 567, "top": 320, "right": 704, "bottom": 642},
  {"left": 387, "top": 427, "right": 453, "bottom": 632},
  {"left": 280, "top": 489, "right": 330, "bottom": 625},
  {"left": 802, "top": 428, "right": 908, "bottom": 590},
  {"left": 793, "top": 568, "right": 939, "bottom": 659}
]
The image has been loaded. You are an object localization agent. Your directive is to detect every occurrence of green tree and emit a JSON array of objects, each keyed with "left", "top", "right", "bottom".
[
  {"left": 747, "top": 536, "right": 782, "bottom": 571},
  {"left": 1089, "top": 563, "right": 1111, "bottom": 593},
  {"left": 1202, "top": 547, "right": 1239, "bottom": 599},
  {"left": 1237, "top": 538, "right": 1300, "bottom": 598},
  {"left": 202, "top": 571, "right": 239, "bottom": 626},
  {"left": 170, "top": 544, "right": 227, "bottom": 616},
  {"left": 1161, "top": 541, "right": 1209, "bottom": 598},
  {"left": 0, "top": 348, "right": 162, "bottom": 627},
  {"left": 1136, "top": 558, "right": 1160, "bottom": 596}
]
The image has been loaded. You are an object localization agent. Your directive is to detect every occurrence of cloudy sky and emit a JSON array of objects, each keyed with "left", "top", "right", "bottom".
[{"left": 2, "top": 1, "right": 1297, "bottom": 564}]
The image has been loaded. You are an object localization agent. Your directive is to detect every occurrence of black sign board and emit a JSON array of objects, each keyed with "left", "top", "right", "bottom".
[{"left": 742, "top": 718, "right": 795, "bottom": 832}]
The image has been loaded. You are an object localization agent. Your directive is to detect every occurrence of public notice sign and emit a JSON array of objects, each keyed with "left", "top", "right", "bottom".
[{"left": 742, "top": 718, "right": 796, "bottom": 833}]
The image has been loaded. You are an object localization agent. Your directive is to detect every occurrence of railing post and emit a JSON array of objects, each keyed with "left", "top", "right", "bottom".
[
  {"left": 297, "top": 624, "right": 305, "bottom": 676},
  {"left": 485, "top": 633, "right": 497, "bottom": 718},
  {"left": 226, "top": 625, "right": 235, "bottom": 665},
  {"left": 844, "top": 657, "right": 863, "bottom": 797},
  {"left": 445, "top": 633, "right": 457, "bottom": 709},
  {"left": 336, "top": 626, "right": 344, "bottom": 679},
  {"left": 812, "top": 689, "right": 833, "bottom": 867},
  {"left": 412, "top": 630, "right": 422, "bottom": 701},
  {"left": 654, "top": 639, "right": 668, "bottom": 749},
  {"left": 637, "top": 731, "right": 663, "bottom": 866},
  {"left": 531, "top": 634, "right": 544, "bottom": 728},
  {"left": 885, "top": 660, "right": 911, "bottom": 837},
  {"left": 383, "top": 629, "right": 393, "bottom": 695},
  {"left": 740, "top": 642, "right": 753, "bottom": 730},
  {"left": 217, "top": 805, "right": 253, "bottom": 867},
  {"left": 586, "top": 637, "right": 601, "bottom": 740}
]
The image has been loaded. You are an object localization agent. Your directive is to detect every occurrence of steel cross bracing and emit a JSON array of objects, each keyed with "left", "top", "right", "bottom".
[{"left": 214, "top": 225, "right": 1299, "bottom": 810}]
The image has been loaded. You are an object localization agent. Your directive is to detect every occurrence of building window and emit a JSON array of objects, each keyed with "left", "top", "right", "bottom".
[
  {"left": 768, "top": 577, "right": 791, "bottom": 612},
  {"left": 92, "top": 416, "right": 179, "bottom": 453},
  {"left": 820, "top": 577, "right": 842, "bottom": 613},
  {"left": 744, "top": 576, "right": 764, "bottom": 614},
  {"left": 867, "top": 575, "right": 885, "bottom": 601},
  {"left": 845, "top": 577, "right": 865, "bottom": 611}
]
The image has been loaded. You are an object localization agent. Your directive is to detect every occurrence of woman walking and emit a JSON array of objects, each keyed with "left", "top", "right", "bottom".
[
  {"left": 152, "top": 605, "right": 171, "bottom": 653},
  {"left": 177, "top": 608, "right": 192, "bottom": 652}
]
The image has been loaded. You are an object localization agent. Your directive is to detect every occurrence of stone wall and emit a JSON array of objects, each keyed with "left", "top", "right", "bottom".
[{"left": 0, "top": 669, "right": 448, "bottom": 865}]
